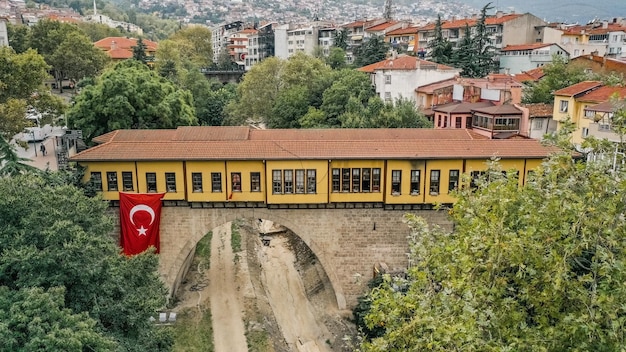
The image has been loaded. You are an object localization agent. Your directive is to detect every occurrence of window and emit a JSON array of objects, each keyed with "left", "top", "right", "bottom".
[
  {"left": 352, "top": 168, "right": 360, "bottom": 192},
  {"left": 211, "top": 172, "right": 222, "bottom": 192},
  {"left": 165, "top": 173, "right": 176, "bottom": 192},
  {"left": 122, "top": 172, "right": 134, "bottom": 191},
  {"left": 332, "top": 168, "right": 340, "bottom": 192},
  {"left": 559, "top": 100, "right": 568, "bottom": 112},
  {"left": 106, "top": 172, "right": 118, "bottom": 191},
  {"left": 470, "top": 171, "right": 484, "bottom": 189},
  {"left": 230, "top": 172, "right": 241, "bottom": 192},
  {"left": 307, "top": 169, "right": 316, "bottom": 193},
  {"left": 533, "top": 119, "right": 544, "bottom": 130},
  {"left": 284, "top": 170, "right": 293, "bottom": 193},
  {"left": 192, "top": 173, "right": 203, "bottom": 192},
  {"left": 342, "top": 168, "right": 350, "bottom": 192},
  {"left": 296, "top": 169, "right": 305, "bottom": 193},
  {"left": 385, "top": 75, "right": 391, "bottom": 84},
  {"left": 250, "top": 172, "right": 261, "bottom": 192},
  {"left": 391, "top": 170, "right": 401, "bottom": 194},
  {"left": 362, "top": 168, "right": 371, "bottom": 192},
  {"left": 372, "top": 168, "right": 381, "bottom": 192},
  {"left": 410, "top": 170, "right": 420, "bottom": 195},
  {"left": 146, "top": 172, "right": 157, "bottom": 192},
  {"left": 272, "top": 170, "right": 282, "bottom": 194},
  {"left": 429, "top": 170, "right": 440, "bottom": 194},
  {"left": 384, "top": 92, "right": 392, "bottom": 102},
  {"left": 455, "top": 116, "right": 462, "bottom": 128},
  {"left": 582, "top": 127, "right": 589, "bottom": 138},
  {"left": 91, "top": 172, "right": 102, "bottom": 191},
  {"left": 448, "top": 170, "right": 459, "bottom": 192}
]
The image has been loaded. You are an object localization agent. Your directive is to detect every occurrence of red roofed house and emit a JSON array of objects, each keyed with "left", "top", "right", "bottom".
[
  {"left": 557, "top": 18, "right": 626, "bottom": 60},
  {"left": 358, "top": 54, "right": 460, "bottom": 105},
  {"left": 499, "top": 43, "right": 569, "bottom": 74},
  {"left": 228, "top": 28, "right": 257, "bottom": 69},
  {"left": 570, "top": 54, "right": 626, "bottom": 77},
  {"left": 94, "top": 37, "right": 158, "bottom": 62}
]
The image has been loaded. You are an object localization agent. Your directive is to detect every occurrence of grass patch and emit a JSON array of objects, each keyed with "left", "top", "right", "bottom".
[
  {"left": 171, "top": 305, "right": 214, "bottom": 352},
  {"left": 246, "top": 329, "right": 271, "bottom": 352},
  {"left": 195, "top": 231, "right": 213, "bottom": 268},
  {"left": 231, "top": 221, "right": 242, "bottom": 253}
]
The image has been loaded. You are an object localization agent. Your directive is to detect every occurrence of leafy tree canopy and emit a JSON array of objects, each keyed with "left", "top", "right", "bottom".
[
  {"left": 0, "top": 174, "right": 173, "bottom": 350},
  {"left": 360, "top": 149, "right": 626, "bottom": 351},
  {"left": 523, "top": 55, "right": 590, "bottom": 103},
  {"left": 67, "top": 60, "right": 197, "bottom": 142},
  {"left": 353, "top": 35, "right": 390, "bottom": 68},
  {"left": 168, "top": 26, "right": 213, "bottom": 68}
]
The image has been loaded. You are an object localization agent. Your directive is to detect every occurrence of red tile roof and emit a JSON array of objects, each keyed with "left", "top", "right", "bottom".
[
  {"left": 419, "top": 13, "right": 523, "bottom": 31},
  {"left": 71, "top": 127, "right": 557, "bottom": 162},
  {"left": 342, "top": 20, "right": 366, "bottom": 28},
  {"left": 366, "top": 21, "right": 398, "bottom": 32},
  {"left": 386, "top": 26, "right": 420, "bottom": 35},
  {"left": 561, "top": 23, "right": 626, "bottom": 36},
  {"left": 433, "top": 101, "right": 494, "bottom": 114},
  {"left": 472, "top": 104, "right": 522, "bottom": 115},
  {"left": 514, "top": 67, "right": 545, "bottom": 82},
  {"left": 521, "top": 103, "right": 553, "bottom": 117},
  {"left": 358, "top": 55, "right": 456, "bottom": 73},
  {"left": 107, "top": 48, "right": 133, "bottom": 59},
  {"left": 94, "top": 37, "right": 158, "bottom": 51},
  {"left": 578, "top": 86, "right": 626, "bottom": 103},
  {"left": 553, "top": 81, "right": 603, "bottom": 96},
  {"left": 501, "top": 43, "right": 554, "bottom": 51}
]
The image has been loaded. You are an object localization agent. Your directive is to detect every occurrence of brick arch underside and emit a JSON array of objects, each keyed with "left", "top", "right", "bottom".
[{"left": 158, "top": 207, "right": 453, "bottom": 309}]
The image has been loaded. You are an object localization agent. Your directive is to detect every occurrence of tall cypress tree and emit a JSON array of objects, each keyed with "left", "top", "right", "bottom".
[
  {"left": 132, "top": 37, "right": 148, "bottom": 65},
  {"left": 428, "top": 14, "right": 453, "bottom": 64}
]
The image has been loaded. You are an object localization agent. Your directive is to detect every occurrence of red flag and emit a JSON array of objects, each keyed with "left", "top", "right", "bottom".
[{"left": 119, "top": 192, "right": 165, "bottom": 255}]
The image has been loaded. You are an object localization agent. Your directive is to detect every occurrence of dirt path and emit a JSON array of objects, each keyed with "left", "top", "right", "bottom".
[
  {"left": 258, "top": 236, "right": 333, "bottom": 352},
  {"left": 208, "top": 224, "right": 248, "bottom": 352}
]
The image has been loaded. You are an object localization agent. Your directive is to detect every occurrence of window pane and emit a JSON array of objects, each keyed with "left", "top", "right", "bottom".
[
  {"left": 272, "top": 170, "right": 282, "bottom": 194},
  {"left": 372, "top": 168, "right": 381, "bottom": 192},
  {"left": 352, "top": 168, "right": 360, "bottom": 192},
  {"left": 362, "top": 168, "right": 371, "bottom": 192},
  {"left": 106, "top": 172, "right": 118, "bottom": 191},
  {"left": 295, "top": 169, "right": 305, "bottom": 194},
  {"left": 391, "top": 170, "right": 401, "bottom": 194},
  {"left": 122, "top": 172, "right": 133, "bottom": 191},
  {"left": 430, "top": 170, "right": 440, "bottom": 194},
  {"left": 231, "top": 172, "right": 241, "bottom": 192},
  {"left": 166, "top": 172, "right": 176, "bottom": 192},
  {"left": 192, "top": 172, "right": 203, "bottom": 192},
  {"left": 284, "top": 170, "right": 293, "bottom": 194},
  {"left": 448, "top": 170, "right": 459, "bottom": 192},
  {"left": 146, "top": 172, "right": 157, "bottom": 192},
  {"left": 332, "top": 168, "right": 340, "bottom": 192},
  {"left": 91, "top": 172, "right": 102, "bottom": 191},
  {"left": 250, "top": 172, "right": 261, "bottom": 192},
  {"left": 211, "top": 172, "right": 222, "bottom": 192},
  {"left": 342, "top": 168, "right": 350, "bottom": 192},
  {"left": 410, "top": 170, "right": 420, "bottom": 194},
  {"left": 307, "top": 169, "right": 316, "bottom": 193}
]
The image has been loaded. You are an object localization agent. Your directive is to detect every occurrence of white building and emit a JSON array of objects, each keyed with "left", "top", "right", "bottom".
[
  {"left": 499, "top": 43, "right": 569, "bottom": 74},
  {"left": 0, "top": 18, "right": 7, "bottom": 47},
  {"left": 358, "top": 54, "right": 461, "bottom": 104},
  {"left": 211, "top": 21, "right": 244, "bottom": 63}
]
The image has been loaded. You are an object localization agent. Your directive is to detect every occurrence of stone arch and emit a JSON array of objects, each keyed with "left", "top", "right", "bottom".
[{"left": 159, "top": 207, "right": 347, "bottom": 310}]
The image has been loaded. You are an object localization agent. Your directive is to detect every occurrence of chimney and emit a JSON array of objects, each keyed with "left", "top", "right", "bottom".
[
  {"left": 602, "top": 21, "right": 608, "bottom": 29},
  {"left": 111, "top": 40, "right": 116, "bottom": 50}
]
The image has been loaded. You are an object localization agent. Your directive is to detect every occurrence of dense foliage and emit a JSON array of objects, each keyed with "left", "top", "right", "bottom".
[
  {"left": 359, "top": 148, "right": 626, "bottom": 351},
  {"left": 67, "top": 60, "right": 197, "bottom": 142},
  {"left": 0, "top": 174, "right": 172, "bottom": 350}
]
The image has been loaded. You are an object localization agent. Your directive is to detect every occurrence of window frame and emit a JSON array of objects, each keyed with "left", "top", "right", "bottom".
[
  {"left": 192, "top": 172, "right": 203, "bottom": 193},
  {"left": 410, "top": 170, "right": 420, "bottom": 195},
  {"left": 306, "top": 169, "right": 316, "bottom": 194},
  {"left": 146, "top": 172, "right": 157, "bottom": 193},
  {"left": 448, "top": 169, "right": 459, "bottom": 193},
  {"left": 272, "top": 170, "right": 282, "bottom": 194},
  {"left": 352, "top": 168, "right": 360, "bottom": 193},
  {"left": 250, "top": 172, "right": 261, "bottom": 192},
  {"left": 165, "top": 172, "right": 176, "bottom": 192},
  {"left": 429, "top": 170, "right": 440, "bottom": 195},
  {"left": 122, "top": 172, "right": 134, "bottom": 191},
  {"left": 391, "top": 170, "right": 402, "bottom": 194},
  {"left": 284, "top": 170, "right": 293, "bottom": 194},
  {"left": 362, "top": 168, "right": 371, "bottom": 192},
  {"left": 106, "top": 172, "right": 118, "bottom": 191},
  {"left": 211, "top": 172, "right": 222, "bottom": 193},
  {"left": 372, "top": 168, "right": 381, "bottom": 192},
  {"left": 91, "top": 172, "right": 102, "bottom": 191},
  {"left": 231, "top": 172, "right": 242, "bottom": 192},
  {"left": 295, "top": 169, "right": 305, "bottom": 194},
  {"left": 341, "top": 168, "right": 350, "bottom": 192},
  {"left": 331, "top": 168, "right": 340, "bottom": 192},
  {"left": 559, "top": 100, "right": 569, "bottom": 113}
]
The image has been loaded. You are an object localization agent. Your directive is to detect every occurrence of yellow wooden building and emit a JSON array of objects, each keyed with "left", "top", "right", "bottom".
[{"left": 70, "top": 127, "right": 556, "bottom": 207}]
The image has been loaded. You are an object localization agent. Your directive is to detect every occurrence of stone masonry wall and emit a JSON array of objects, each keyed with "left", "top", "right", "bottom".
[{"left": 155, "top": 206, "right": 453, "bottom": 310}]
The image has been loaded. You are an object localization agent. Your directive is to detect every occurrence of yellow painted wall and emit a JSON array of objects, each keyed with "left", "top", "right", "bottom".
[
  {"left": 136, "top": 161, "right": 185, "bottom": 200},
  {"left": 423, "top": 159, "right": 464, "bottom": 204},
  {"left": 328, "top": 160, "right": 385, "bottom": 203},
  {"left": 81, "top": 161, "right": 136, "bottom": 200},
  {"left": 225, "top": 160, "right": 266, "bottom": 203},
  {"left": 265, "top": 160, "right": 330, "bottom": 204},
  {"left": 184, "top": 161, "right": 227, "bottom": 202},
  {"left": 552, "top": 95, "right": 575, "bottom": 122}
]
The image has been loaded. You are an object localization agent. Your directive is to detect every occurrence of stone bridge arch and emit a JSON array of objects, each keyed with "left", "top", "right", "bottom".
[{"left": 158, "top": 206, "right": 452, "bottom": 309}]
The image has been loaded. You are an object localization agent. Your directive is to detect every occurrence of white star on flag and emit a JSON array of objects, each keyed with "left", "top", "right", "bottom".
[{"left": 137, "top": 225, "right": 148, "bottom": 236}]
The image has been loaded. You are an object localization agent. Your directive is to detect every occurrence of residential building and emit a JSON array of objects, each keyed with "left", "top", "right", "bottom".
[
  {"left": 499, "top": 43, "right": 569, "bottom": 74},
  {"left": 569, "top": 54, "right": 626, "bottom": 77},
  {"left": 245, "top": 22, "right": 275, "bottom": 70},
  {"left": 0, "top": 17, "right": 7, "bottom": 47},
  {"left": 93, "top": 37, "right": 158, "bottom": 62},
  {"left": 317, "top": 26, "right": 336, "bottom": 57},
  {"left": 517, "top": 103, "right": 556, "bottom": 140},
  {"left": 513, "top": 67, "right": 545, "bottom": 83},
  {"left": 431, "top": 101, "right": 525, "bottom": 139},
  {"left": 358, "top": 54, "right": 460, "bottom": 104},
  {"left": 211, "top": 21, "right": 244, "bottom": 62},
  {"left": 385, "top": 25, "right": 419, "bottom": 55},
  {"left": 228, "top": 28, "right": 257, "bottom": 68},
  {"left": 557, "top": 18, "right": 626, "bottom": 60}
]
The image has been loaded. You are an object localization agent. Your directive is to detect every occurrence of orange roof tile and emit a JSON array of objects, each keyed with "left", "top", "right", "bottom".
[
  {"left": 70, "top": 127, "right": 558, "bottom": 162},
  {"left": 561, "top": 23, "right": 626, "bottom": 36},
  {"left": 521, "top": 103, "right": 553, "bottom": 117},
  {"left": 577, "top": 86, "right": 626, "bottom": 103},
  {"left": 501, "top": 43, "right": 554, "bottom": 51},
  {"left": 514, "top": 67, "right": 545, "bottom": 82},
  {"left": 94, "top": 37, "right": 158, "bottom": 51},
  {"left": 366, "top": 21, "right": 398, "bottom": 32},
  {"left": 107, "top": 48, "right": 133, "bottom": 59},
  {"left": 553, "top": 81, "right": 603, "bottom": 96},
  {"left": 358, "top": 55, "right": 456, "bottom": 73},
  {"left": 485, "top": 13, "right": 522, "bottom": 25},
  {"left": 342, "top": 20, "right": 366, "bottom": 28},
  {"left": 386, "top": 26, "right": 420, "bottom": 35}
]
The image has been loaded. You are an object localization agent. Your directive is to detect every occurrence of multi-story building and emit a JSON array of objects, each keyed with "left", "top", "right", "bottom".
[
  {"left": 227, "top": 28, "right": 257, "bottom": 67},
  {"left": 557, "top": 18, "right": 626, "bottom": 60},
  {"left": 317, "top": 26, "right": 336, "bottom": 57},
  {"left": 385, "top": 26, "right": 420, "bottom": 55},
  {"left": 0, "top": 17, "right": 7, "bottom": 47},
  {"left": 358, "top": 54, "right": 460, "bottom": 104},
  {"left": 211, "top": 21, "right": 244, "bottom": 63},
  {"left": 499, "top": 43, "right": 569, "bottom": 74},
  {"left": 245, "top": 22, "right": 275, "bottom": 71}
]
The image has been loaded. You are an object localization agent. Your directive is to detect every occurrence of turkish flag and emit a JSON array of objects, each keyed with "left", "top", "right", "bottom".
[{"left": 119, "top": 192, "right": 165, "bottom": 255}]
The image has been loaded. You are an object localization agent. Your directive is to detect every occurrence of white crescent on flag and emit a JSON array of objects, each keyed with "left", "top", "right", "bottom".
[{"left": 129, "top": 204, "right": 156, "bottom": 226}]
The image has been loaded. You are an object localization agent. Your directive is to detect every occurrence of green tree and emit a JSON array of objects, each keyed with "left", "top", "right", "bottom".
[
  {"left": 0, "top": 174, "right": 173, "bottom": 350},
  {"left": 76, "top": 22, "right": 124, "bottom": 42},
  {"left": 48, "top": 31, "right": 109, "bottom": 90},
  {"left": 268, "top": 85, "right": 310, "bottom": 128},
  {"left": 132, "top": 37, "right": 149, "bottom": 64},
  {"left": 169, "top": 26, "right": 213, "bottom": 68},
  {"left": 428, "top": 14, "right": 453, "bottom": 64},
  {"left": 470, "top": 3, "right": 499, "bottom": 77},
  {"left": 320, "top": 69, "right": 375, "bottom": 126},
  {"left": 353, "top": 35, "right": 389, "bottom": 68},
  {"left": 361, "top": 151, "right": 626, "bottom": 351},
  {"left": 326, "top": 46, "right": 347, "bottom": 69},
  {"left": 0, "top": 136, "right": 39, "bottom": 176},
  {"left": 67, "top": 60, "right": 197, "bottom": 142},
  {"left": 6, "top": 23, "right": 30, "bottom": 54},
  {"left": 523, "top": 55, "right": 589, "bottom": 103},
  {"left": 332, "top": 28, "right": 349, "bottom": 51}
]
